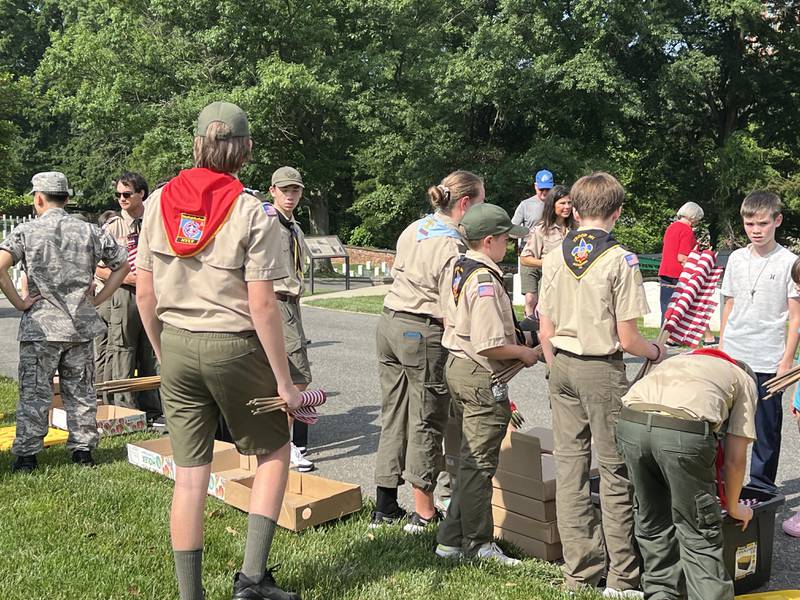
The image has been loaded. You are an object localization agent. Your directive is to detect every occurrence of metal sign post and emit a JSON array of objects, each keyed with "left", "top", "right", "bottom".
[{"left": 305, "top": 235, "right": 350, "bottom": 295}]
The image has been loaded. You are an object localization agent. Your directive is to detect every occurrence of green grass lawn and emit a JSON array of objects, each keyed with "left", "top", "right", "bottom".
[
  {"left": 305, "top": 295, "right": 679, "bottom": 340},
  {"left": 0, "top": 378, "right": 592, "bottom": 600}
]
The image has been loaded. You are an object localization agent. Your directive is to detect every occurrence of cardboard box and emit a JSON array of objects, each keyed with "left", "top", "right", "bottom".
[
  {"left": 525, "top": 426, "right": 555, "bottom": 454},
  {"left": 498, "top": 429, "right": 543, "bottom": 480},
  {"left": 127, "top": 437, "right": 177, "bottom": 478},
  {"left": 493, "top": 453, "right": 557, "bottom": 501},
  {"left": 51, "top": 403, "right": 147, "bottom": 436},
  {"left": 492, "top": 487, "right": 557, "bottom": 522},
  {"left": 492, "top": 505, "right": 560, "bottom": 543},
  {"left": 218, "top": 470, "right": 362, "bottom": 532},
  {"left": 494, "top": 526, "right": 562, "bottom": 561}
]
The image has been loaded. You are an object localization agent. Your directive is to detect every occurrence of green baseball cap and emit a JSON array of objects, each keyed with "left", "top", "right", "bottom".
[
  {"left": 461, "top": 203, "right": 528, "bottom": 240},
  {"left": 195, "top": 101, "right": 250, "bottom": 139},
  {"left": 271, "top": 166, "right": 304, "bottom": 188}
]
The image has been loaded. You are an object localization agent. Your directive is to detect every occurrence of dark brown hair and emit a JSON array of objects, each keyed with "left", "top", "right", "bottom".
[
  {"left": 571, "top": 172, "right": 624, "bottom": 219},
  {"left": 791, "top": 257, "right": 800, "bottom": 285},
  {"left": 541, "top": 184, "right": 575, "bottom": 230},
  {"left": 427, "top": 170, "right": 483, "bottom": 214},
  {"left": 193, "top": 122, "right": 252, "bottom": 174}
]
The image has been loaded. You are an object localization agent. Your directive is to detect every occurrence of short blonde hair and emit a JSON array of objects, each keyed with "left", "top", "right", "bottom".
[
  {"left": 193, "top": 122, "right": 252, "bottom": 174},
  {"left": 677, "top": 201, "right": 704, "bottom": 222}
]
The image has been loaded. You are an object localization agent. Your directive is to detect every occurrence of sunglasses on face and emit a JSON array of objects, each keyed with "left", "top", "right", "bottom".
[{"left": 115, "top": 191, "right": 135, "bottom": 199}]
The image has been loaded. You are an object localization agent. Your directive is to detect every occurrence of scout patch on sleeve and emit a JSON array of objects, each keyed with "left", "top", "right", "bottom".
[
  {"left": 176, "top": 213, "right": 205, "bottom": 245},
  {"left": 476, "top": 273, "right": 494, "bottom": 284},
  {"left": 561, "top": 229, "right": 621, "bottom": 279},
  {"left": 478, "top": 284, "right": 495, "bottom": 298},
  {"left": 624, "top": 253, "right": 639, "bottom": 267},
  {"left": 261, "top": 203, "right": 278, "bottom": 217}
]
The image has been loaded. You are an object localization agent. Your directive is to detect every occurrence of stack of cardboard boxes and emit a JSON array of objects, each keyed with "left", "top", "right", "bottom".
[
  {"left": 446, "top": 423, "right": 597, "bottom": 562},
  {"left": 50, "top": 377, "right": 148, "bottom": 437}
]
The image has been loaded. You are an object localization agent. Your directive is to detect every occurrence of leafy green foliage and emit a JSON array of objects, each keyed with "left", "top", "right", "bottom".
[{"left": 2, "top": 0, "right": 800, "bottom": 252}]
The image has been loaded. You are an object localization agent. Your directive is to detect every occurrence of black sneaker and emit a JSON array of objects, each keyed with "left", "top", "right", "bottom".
[
  {"left": 369, "top": 507, "right": 407, "bottom": 529},
  {"left": 231, "top": 570, "right": 300, "bottom": 600},
  {"left": 72, "top": 450, "right": 96, "bottom": 467},
  {"left": 11, "top": 454, "right": 37, "bottom": 473},
  {"left": 403, "top": 509, "right": 443, "bottom": 534}
]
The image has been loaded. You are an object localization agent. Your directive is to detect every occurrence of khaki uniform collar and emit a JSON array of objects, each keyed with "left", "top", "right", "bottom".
[
  {"left": 435, "top": 211, "right": 459, "bottom": 229},
  {"left": 464, "top": 249, "right": 503, "bottom": 276}
]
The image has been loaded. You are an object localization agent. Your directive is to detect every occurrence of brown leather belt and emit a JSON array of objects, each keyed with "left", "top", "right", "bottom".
[
  {"left": 382, "top": 307, "right": 443, "bottom": 328},
  {"left": 275, "top": 292, "right": 299, "bottom": 304},
  {"left": 554, "top": 348, "right": 623, "bottom": 361},
  {"left": 620, "top": 406, "right": 708, "bottom": 435}
]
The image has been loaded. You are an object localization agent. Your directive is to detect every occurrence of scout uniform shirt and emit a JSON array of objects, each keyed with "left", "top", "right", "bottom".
[
  {"left": 383, "top": 212, "right": 465, "bottom": 320},
  {"left": 135, "top": 188, "right": 288, "bottom": 332},
  {"left": 539, "top": 228, "right": 649, "bottom": 356},
  {"left": 270, "top": 208, "right": 307, "bottom": 298},
  {"left": 442, "top": 250, "right": 518, "bottom": 374},
  {"left": 95, "top": 210, "right": 141, "bottom": 292},
  {"left": 622, "top": 353, "right": 757, "bottom": 439},
  {"left": 0, "top": 208, "right": 128, "bottom": 341},
  {"left": 520, "top": 222, "right": 568, "bottom": 260}
]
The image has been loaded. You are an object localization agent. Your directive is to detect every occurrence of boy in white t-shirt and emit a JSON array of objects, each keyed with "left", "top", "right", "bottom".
[{"left": 720, "top": 191, "right": 800, "bottom": 493}]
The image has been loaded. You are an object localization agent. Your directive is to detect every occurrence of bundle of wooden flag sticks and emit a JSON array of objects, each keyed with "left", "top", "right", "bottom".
[
  {"left": 764, "top": 367, "right": 800, "bottom": 399},
  {"left": 95, "top": 375, "right": 161, "bottom": 395}
]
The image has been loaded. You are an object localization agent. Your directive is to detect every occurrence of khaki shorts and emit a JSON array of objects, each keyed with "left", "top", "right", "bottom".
[
  {"left": 519, "top": 265, "right": 542, "bottom": 295},
  {"left": 278, "top": 300, "right": 312, "bottom": 385},
  {"left": 160, "top": 325, "right": 290, "bottom": 467}
]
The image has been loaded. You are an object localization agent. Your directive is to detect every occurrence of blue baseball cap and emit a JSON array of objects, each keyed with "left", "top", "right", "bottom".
[{"left": 535, "top": 169, "right": 554, "bottom": 189}]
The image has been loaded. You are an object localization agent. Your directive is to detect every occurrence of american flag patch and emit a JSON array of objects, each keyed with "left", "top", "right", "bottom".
[
  {"left": 478, "top": 284, "right": 494, "bottom": 298},
  {"left": 625, "top": 254, "right": 639, "bottom": 267}
]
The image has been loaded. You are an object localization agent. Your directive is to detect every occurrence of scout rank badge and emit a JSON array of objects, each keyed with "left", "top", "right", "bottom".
[
  {"left": 561, "top": 229, "right": 622, "bottom": 279},
  {"left": 451, "top": 256, "right": 529, "bottom": 347}
]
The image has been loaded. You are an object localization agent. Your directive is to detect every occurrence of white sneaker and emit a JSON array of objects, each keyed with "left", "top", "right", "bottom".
[
  {"left": 603, "top": 588, "right": 644, "bottom": 599},
  {"left": 290, "top": 443, "right": 314, "bottom": 472},
  {"left": 435, "top": 544, "right": 463, "bottom": 559},
  {"left": 474, "top": 541, "right": 521, "bottom": 566}
]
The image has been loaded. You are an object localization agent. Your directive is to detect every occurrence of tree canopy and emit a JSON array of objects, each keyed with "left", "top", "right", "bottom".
[{"left": 2, "top": 0, "right": 800, "bottom": 251}]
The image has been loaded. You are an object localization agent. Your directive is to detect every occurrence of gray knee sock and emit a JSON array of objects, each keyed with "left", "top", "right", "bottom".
[
  {"left": 174, "top": 549, "right": 204, "bottom": 600},
  {"left": 241, "top": 514, "right": 277, "bottom": 582}
]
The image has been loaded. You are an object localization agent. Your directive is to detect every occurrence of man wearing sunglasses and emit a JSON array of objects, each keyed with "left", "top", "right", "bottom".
[{"left": 95, "top": 171, "right": 163, "bottom": 426}]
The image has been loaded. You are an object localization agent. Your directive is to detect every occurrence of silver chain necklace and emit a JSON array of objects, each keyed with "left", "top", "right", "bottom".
[{"left": 747, "top": 248, "right": 774, "bottom": 299}]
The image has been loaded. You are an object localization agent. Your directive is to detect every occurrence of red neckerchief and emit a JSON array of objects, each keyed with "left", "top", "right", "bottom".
[
  {"left": 160, "top": 168, "right": 243, "bottom": 257},
  {"left": 688, "top": 346, "right": 739, "bottom": 510}
]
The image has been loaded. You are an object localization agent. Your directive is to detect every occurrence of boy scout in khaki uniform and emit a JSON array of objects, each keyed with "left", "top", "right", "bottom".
[
  {"left": 0, "top": 172, "right": 129, "bottom": 472},
  {"left": 618, "top": 350, "right": 756, "bottom": 600},
  {"left": 538, "top": 172, "right": 665, "bottom": 597},
  {"left": 267, "top": 166, "right": 314, "bottom": 472},
  {"left": 135, "top": 102, "right": 301, "bottom": 600},
  {"left": 373, "top": 170, "right": 484, "bottom": 533},
  {"left": 435, "top": 203, "right": 541, "bottom": 565},
  {"left": 94, "top": 171, "right": 162, "bottom": 423}
]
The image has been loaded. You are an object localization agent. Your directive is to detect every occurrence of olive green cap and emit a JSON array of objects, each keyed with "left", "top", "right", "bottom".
[
  {"left": 461, "top": 203, "right": 528, "bottom": 240},
  {"left": 271, "top": 166, "right": 304, "bottom": 188},
  {"left": 195, "top": 101, "right": 250, "bottom": 139}
]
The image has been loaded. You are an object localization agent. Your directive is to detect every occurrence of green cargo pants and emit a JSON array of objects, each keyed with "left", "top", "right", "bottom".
[
  {"left": 374, "top": 310, "right": 450, "bottom": 492},
  {"left": 616, "top": 414, "right": 732, "bottom": 600},
  {"left": 548, "top": 350, "right": 640, "bottom": 590},
  {"left": 95, "top": 285, "right": 161, "bottom": 419},
  {"left": 437, "top": 355, "right": 511, "bottom": 554}
]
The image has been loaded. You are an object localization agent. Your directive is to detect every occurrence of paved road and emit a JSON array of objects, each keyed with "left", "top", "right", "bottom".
[{"left": 1, "top": 299, "right": 798, "bottom": 590}]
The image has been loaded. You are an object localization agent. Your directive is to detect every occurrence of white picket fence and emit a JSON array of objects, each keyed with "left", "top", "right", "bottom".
[{"left": 0, "top": 214, "right": 34, "bottom": 291}]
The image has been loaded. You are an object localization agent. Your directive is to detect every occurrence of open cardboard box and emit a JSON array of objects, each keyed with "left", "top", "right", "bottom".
[
  {"left": 218, "top": 470, "right": 362, "bottom": 532},
  {"left": 51, "top": 398, "right": 147, "bottom": 436},
  {"left": 127, "top": 438, "right": 235, "bottom": 480},
  {"left": 498, "top": 429, "right": 543, "bottom": 480}
]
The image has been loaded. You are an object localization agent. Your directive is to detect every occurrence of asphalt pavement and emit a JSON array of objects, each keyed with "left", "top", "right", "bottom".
[{"left": 0, "top": 297, "right": 798, "bottom": 591}]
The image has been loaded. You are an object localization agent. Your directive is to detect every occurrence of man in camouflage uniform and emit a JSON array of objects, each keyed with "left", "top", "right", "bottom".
[{"left": 0, "top": 172, "right": 129, "bottom": 472}]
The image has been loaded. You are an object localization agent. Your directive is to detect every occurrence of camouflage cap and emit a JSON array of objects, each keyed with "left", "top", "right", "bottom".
[
  {"left": 271, "top": 166, "right": 304, "bottom": 188},
  {"left": 195, "top": 101, "right": 250, "bottom": 139},
  {"left": 29, "top": 171, "right": 73, "bottom": 197}
]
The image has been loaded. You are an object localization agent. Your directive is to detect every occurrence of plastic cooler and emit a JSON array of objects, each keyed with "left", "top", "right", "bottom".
[{"left": 723, "top": 486, "right": 784, "bottom": 594}]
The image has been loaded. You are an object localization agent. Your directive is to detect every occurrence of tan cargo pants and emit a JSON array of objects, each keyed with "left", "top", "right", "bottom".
[{"left": 548, "top": 350, "right": 640, "bottom": 590}]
